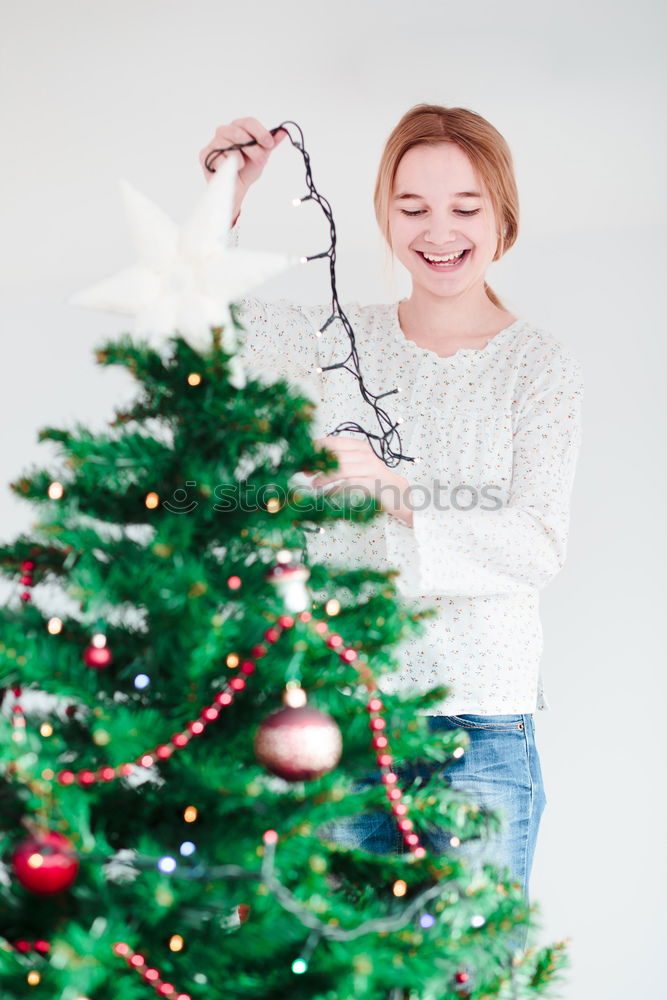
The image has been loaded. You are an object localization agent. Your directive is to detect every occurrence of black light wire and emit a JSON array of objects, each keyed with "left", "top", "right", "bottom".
[{"left": 204, "top": 120, "right": 415, "bottom": 468}]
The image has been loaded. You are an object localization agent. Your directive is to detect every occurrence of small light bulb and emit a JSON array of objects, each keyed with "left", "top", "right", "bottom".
[
  {"left": 325, "top": 598, "right": 340, "bottom": 615},
  {"left": 314, "top": 366, "right": 322, "bottom": 374},
  {"left": 27, "top": 971, "right": 41, "bottom": 986},
  {"left": 47, "top": 616, "right": 63, "bottom": 635},
  {"left": 470, "top": 913, "right": 486, "bottom": 927},
  {"left": 419, "top": 913, "right": 436, "bottom": 929},
  {"left": 145, "top": 491, "right": 159, "bottom": 509},
  {"left": 47, "top": 481, "right": 64, "bottom": 500},
  {"left": 292, "top": 197, "right": 302, "bottom": 207},
  {"left": 299, "top": 256, "right": 308, "bottom": 265},
  {"left": 292, "top": 958, "right": 307, "bottom": 974},
  {"left": 27, "top": 853, "right": 44, "bottom": 869},
  {"left": 187, "top": 372, "right": 202, "bottom": 386},
  {"left": 283, "top": 686, "right": 307, "bottom": 709},
  {"left": 276, "top": 549, "right": 292, "bottom": 563},
  {"left": 449, "top": 836, "right": 461, "bottom": 848},
  {"left": 392, "top": 879, "right": 407, "bottom": 897},
  {"left": 183, "top": 806, "right": 198, "bottom": 823},
  {"left": 226, "top": 653, "right": 240, "bottom": 668},
  {"left": 158, "top": 856, "right": 177, "bottom": 874},
  {"left": 169, "top": 934, "right": 184, "bottom": 952},
  {"left": 266, "top": 498, "right": 280, "bottom": 513},
  {"left": 134, "top": 673, "right": 150, "bottom": 689},
  {"left": 91, "top": 633, "right": 107, "bottom": 648},
  {"left": 179, "top": 841, "right": 196, "bottom": 856},
  {"left": 39, "top": 722, "right": 53, "bottom": 738}
]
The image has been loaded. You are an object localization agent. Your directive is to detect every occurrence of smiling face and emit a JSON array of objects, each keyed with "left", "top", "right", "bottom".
[{"left": 388, "top": 142, "right": 501, "bottom": 299}]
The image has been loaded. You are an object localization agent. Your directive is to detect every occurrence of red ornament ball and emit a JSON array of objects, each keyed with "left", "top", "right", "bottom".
[
  {"left": 83, "top": 644, "right": 112, "bottom": 669},
  {"left": 254, "top": 705, "right": 342, "bottom": 782},
  {"left": 11, "top": 830, "right": 79, "bottom": 895}
]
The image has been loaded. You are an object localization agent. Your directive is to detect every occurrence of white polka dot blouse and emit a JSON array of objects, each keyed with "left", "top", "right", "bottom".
[{"left": 229, "top": 224, "right": 584, "bottom": 716}]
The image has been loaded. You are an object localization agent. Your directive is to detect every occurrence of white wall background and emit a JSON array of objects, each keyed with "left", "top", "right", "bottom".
[{"left": 1, "top": 1, "right": 665, "bottom": 996}]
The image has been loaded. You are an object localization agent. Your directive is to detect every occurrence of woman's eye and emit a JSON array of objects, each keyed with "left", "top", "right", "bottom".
[{"left": 399, "top": 208, "right": 480, "bottom": 217}]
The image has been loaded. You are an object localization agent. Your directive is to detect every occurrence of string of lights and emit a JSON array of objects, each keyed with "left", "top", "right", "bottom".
[
  {"left": 118, "top": 834, "right": 460, "bottom": 946},
  {"left": 204, "top": 120, "right": 415, "bottom": 468}
]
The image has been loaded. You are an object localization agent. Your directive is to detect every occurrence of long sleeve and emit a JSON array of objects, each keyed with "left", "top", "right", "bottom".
[
  {"left": 384, "top": 351, "right": 584, "bottom": 598},
  {"left": 226, "top": 214, "right": 323, "bottom": 385}
]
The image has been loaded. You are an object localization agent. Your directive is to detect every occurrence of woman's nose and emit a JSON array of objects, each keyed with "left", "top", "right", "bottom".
[{"left": 424, "top": 221, "right": 457, "bottom": 244}]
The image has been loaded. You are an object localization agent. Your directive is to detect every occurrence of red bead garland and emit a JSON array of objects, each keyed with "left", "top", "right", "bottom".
[
  {"left": 113, "top": 942, "right": 190, "bottom": 1000},
  {"left": 305, "top": 613, "right": 428, "bottom": 860},
  {"left": 10, "top": 687, "right": 26, "bottom": 745},
  {"left": 45, "top": 604, "right": 429, "bottom": 860},
  {"left": 19, "top": 559, "right": 35, "bottom": 603}
]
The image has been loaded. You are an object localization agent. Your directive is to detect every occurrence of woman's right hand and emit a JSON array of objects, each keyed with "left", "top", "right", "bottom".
[{"left": 198, "top": 118, "right": 288, "bottom": 222}]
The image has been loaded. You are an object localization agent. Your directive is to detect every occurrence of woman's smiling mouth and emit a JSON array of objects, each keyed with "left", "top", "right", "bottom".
[{"left": 415, "top": 248, "right": 471, "bottom": 270}]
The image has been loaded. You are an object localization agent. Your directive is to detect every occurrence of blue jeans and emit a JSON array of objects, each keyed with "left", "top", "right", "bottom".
[{"left": 320, "top": 714, "right": 547, "bottom": 953}]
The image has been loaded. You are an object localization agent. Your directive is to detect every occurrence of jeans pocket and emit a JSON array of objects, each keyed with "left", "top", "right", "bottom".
[{"left": 441, "top": 714, "right": 527, "bottom": 732}]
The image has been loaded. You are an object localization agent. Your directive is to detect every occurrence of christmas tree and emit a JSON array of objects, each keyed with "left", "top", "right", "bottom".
[{"left": 0, "top": 157, "right": 569, "bottom": 999}]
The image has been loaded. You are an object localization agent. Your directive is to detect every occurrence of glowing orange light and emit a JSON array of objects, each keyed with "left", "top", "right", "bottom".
[
  {"left": 145, "top": 492, "right": 159, "bottom": 509},
  {"left": 47, "top": 616, "right": 63, "bottom": 634},
  {"left": 187, "top": 372, "right": 202, "bottom": 386}
]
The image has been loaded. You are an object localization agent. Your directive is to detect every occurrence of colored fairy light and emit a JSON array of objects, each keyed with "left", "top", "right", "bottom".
[
  {"left": 227, "top": 575, "right": 241, "bottom": 589},
  {"left": 263, "top": 830, "right": 278, "bottom": 845},
  {"left": 179, "top": 841, "right": 196, "bottom": 856},
  {"left": 169, "top": 935, "right": 184, "bottom": 952},
  {"left": 157, "top": 856, "right": 177, "bottom": 874},
  {"left": 187, "top": 372, "right": 202, "bottom": 386},
  {"left": 39, "top": 722, "right": 53, "bottom": 738},
  {"left": 47, "top": 481, "right": 64, "bottom": 500},
  {"left": 134, "top": 673, "right": 150, "bottom": 689},
  {"left": 145, "top": 492, "right": 159, "bottom": 509},
  {"left": 91, "top": 633, "right": 107, "bottom": 649},
  {"left": 283, "top": 686, "right": 307, "bottom": 709},
  {"left": 470, "top": 914, "right": 486, "bottom": 928},
  {"left": 183, "top": 806, "right": 198, "bottom": 823},
  {"left": 27, "top": 971, "right": 41, "bottom": 986},
  {"left": 276, "top": 549, "right": 291, "bottom": 563},
  {"left": 28, "top": 853, "right": 44, "bottom": 869},
  {"left": 291, "top": 958, "right": 307, "bottom": 974},
  {"left": 226, "top": 653, "right": 240, "bottom": 668},
  {"left": 325, "top": 598, "right": 340, "bottom": 615},
  {"left": 392, "top": 880, "right": 407, "bottom": 897},
  {"left": 420, "top": 913, "right": 436, "bottom": 929},
  {"left": 266, "top": 497, "right": 280, "bottom": 513},
  {"left": 449, "top": 836, "right": 461, "bottom": 848},
  {"left": 47, "top": 617, "right": 63, "bottom": 634}
]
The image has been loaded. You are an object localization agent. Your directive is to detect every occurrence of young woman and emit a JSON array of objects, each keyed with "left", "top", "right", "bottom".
[{"left": 199, "top": 105, "right": 584, "bottom": 923}]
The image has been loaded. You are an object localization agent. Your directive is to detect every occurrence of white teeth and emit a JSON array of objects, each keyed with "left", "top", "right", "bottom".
[{"left": 422, "top": 250, "right": 466, "bottom": 263}]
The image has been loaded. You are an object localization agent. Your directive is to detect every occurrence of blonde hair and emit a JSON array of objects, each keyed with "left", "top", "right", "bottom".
[{"left": 373, "top": 103, "right": 519, "bottom": 309}]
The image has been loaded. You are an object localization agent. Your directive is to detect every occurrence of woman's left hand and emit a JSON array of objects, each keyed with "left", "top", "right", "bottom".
[{"left": 305, "top": 435, "right": 414, "bottom": 527}]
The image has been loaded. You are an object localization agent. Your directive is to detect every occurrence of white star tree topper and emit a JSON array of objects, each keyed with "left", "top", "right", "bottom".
[{"left": 70, "top": 153, "right": 299, "bottom": 387}]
